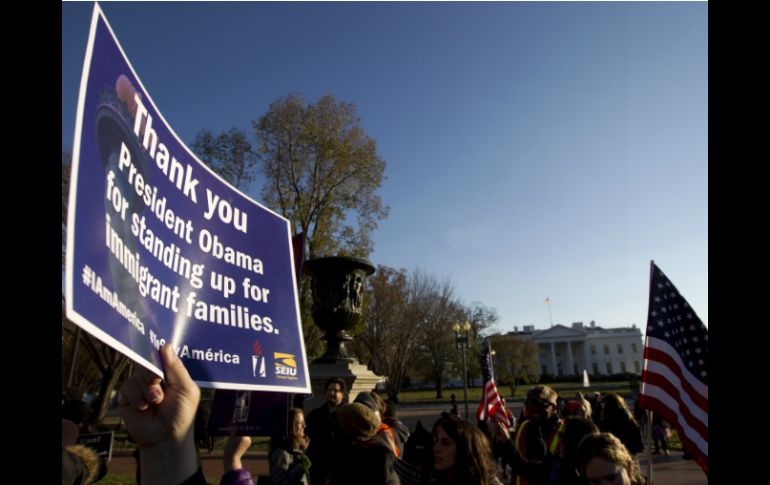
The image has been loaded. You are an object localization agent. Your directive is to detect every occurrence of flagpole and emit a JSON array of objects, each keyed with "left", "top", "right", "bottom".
[
  {"left": 486, "top": 339, "right": 494, "bottom": 421},
  {"left": 548, "top": 301, "right": 553, "bottom": 328},
  {"left": 646, "top": 410, "right": 653, "bottom": 483},
  {"left": 487, "top": 339, "right": 494, "bottom": 381},
  {"left": 643, "top": 261, "right": 655, "bottom": 483}
]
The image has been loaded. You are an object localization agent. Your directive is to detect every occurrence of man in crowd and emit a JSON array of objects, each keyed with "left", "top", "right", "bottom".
[{"left": 305, "top": 377, "right": 347, "bottom": 485}]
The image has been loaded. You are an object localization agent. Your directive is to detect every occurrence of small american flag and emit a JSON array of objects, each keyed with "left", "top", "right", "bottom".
[
  {"left": 639, "top": 261, "right": 708, "bottom": 475},
  {"left": 476, "top": 342, "right": 511, "bottom": 427}
]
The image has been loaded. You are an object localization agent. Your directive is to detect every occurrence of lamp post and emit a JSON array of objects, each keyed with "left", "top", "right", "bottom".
[{"left": 452, "top": 321, "right": 473, "bottom": 420}]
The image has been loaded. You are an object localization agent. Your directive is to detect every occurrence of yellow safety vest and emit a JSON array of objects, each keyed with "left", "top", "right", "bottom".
[{"left": 513, "top": 419, "right": 565, "bottom": 485}]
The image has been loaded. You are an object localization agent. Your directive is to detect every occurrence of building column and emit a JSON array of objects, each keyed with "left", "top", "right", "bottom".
[
  {"left": 581, "top": 342, "right": 591, "bottom": 375},
  {"left": 549, "top": 342, "right": 557, "bottom": 375},
  {"left": 566, "top": 340, "right": 575, "bottom": 376}
]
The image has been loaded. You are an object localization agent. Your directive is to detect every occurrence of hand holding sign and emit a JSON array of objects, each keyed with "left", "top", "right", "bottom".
[{"left": 120, "top": 344, "right": 201, "bottom": 485}]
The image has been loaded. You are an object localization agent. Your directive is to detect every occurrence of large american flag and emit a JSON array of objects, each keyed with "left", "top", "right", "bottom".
[
  {"left": 639, "top": 262, "right": 708, "bottom": 475},
  {"left": 476, "top": 342, "right": 511, "bottom": 427}
]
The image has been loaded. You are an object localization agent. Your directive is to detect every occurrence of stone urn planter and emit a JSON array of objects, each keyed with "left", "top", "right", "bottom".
[{"left": 303, "top": 256, "right": 375, "bottom": 363}]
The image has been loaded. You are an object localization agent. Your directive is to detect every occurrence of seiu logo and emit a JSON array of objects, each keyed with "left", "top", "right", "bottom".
[{"left": 274, "top": 352, "right": 298, "bottom": 380}]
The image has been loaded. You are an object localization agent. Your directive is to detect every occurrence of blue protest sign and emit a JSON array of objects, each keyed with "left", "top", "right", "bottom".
[
  {"left": 207, "top": 390, "right": 290, "bottom": 437},
  {"left": 65, "top": 4, "right": 309, "bottom": 393}
]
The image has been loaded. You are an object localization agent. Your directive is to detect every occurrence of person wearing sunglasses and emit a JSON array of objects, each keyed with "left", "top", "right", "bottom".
[{"left": 491, "top": 385, "right": 565, "bottom": 485}]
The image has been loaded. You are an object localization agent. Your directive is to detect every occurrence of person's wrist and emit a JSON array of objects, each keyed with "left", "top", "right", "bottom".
[
  {"left": 139, "top": 430, "right": 198, "bottom": 485},
  {"left": 224, "top": 456, "right": 243, "bottom": 473}
]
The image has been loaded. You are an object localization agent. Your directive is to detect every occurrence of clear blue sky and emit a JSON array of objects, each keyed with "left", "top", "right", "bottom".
[{"left": 62, "top": 2, "right": 708, "bottom": 333}]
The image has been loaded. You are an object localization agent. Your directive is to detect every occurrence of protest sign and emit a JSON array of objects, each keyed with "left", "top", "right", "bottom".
[{"left": 65, "top": 4, "right": 309, "bottom": 392}]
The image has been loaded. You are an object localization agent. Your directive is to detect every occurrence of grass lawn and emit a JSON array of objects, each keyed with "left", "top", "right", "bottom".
[
  {"left": 667, "top": 428, "right": 684, "bottom": 451},
  {"left": 111, "top": 434, "right": 271, "bottom": 453},
  {"left": 98, "top": 477, "right": 136, "bottom": 485},
  {"left": 397, "top": 381, "right": 634, "bottom": 402},
  {"left": 100, "top": 476, "right": 217, "bottom": 485}
]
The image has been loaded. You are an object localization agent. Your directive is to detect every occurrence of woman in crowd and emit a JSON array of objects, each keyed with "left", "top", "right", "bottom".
[
  {"left": 576, "top": 432, "right": 646, "bottom": 485},
  {"left": 596, "top": 394, "right": 644, "bottom": 455},
  {"left": 431, "top": 415, "right": 502, "bottom": 485},
  {"left": 221, "top": 408, "right": 311, "bottom": 485},
  {"left": 268, "top": 408, "right": 311, "bottom": 485}
]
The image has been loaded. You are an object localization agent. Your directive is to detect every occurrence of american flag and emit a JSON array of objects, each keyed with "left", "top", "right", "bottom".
[
  {"left": 639, "top": 262, "right": 708, "bottom": 475},
  {"left": 476, "top": 342, "right": 511, "bottom": 427}
]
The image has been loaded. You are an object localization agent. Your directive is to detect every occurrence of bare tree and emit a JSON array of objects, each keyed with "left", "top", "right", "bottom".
[
  {"left": 490, "top": 334, "right": 540, "bottom": 398},
  {"left": 62, "top": 308, "right": 102, "bottom": 395},
  {"left": 410, "top": 271, "right": 465, "bottom": 399},
  {"left": 79, "top": 331, "right": 131, "bottom": 425},
  {"left": 61, "top": 299, "right": 131, "bottom": 426},
  {"left": 456, "top": 302, "right": 500, "bottom": 382},
  {"left": 62, "top": 148, "right": 130, "bottom": 426},
  {"left": 354, "top": 265, "right": 423, "bottom": 398}
]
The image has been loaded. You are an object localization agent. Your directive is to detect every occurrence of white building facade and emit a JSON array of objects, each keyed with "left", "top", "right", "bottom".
[{"left": 505, "top": 321, "right": 643, "bottom": 377}]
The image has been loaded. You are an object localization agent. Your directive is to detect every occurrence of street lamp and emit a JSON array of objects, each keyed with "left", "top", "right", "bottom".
[{"left": 452, "top": 321, "right": 473, "bottom": 420}]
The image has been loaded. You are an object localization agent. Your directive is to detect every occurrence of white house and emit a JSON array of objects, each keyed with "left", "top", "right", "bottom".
[{"left": 501, "top": 321, "right": 643, "bottom": 377}]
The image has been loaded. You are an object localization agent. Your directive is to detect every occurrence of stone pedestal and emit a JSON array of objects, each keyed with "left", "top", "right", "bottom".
[{"left": 302, "top": 361, "right": 384, "bottom": 414}]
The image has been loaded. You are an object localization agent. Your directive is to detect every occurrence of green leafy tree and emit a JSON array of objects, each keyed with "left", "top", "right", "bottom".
[
  {"left": 191, "top": 94, "right": 389, "bottom": 357},
  {"left": 190, "top": 127, "right": 258, "bottom": 190},
  {"left": 256, "top": 93, "right": 388, "bottom": 259}
]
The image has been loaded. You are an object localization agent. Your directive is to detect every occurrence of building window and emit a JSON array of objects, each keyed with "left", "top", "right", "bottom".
[
  {"left": 604, "top": 345, "right": 610, "bottom": 355},
  {"left": 620, "top": 362, "right": 627, "bottom": 373},
  {"left": 617, "top": 344, "right": 624, "bottom": 354},
  {"left": 631, "top": 343, "right": 638, "bottom": 353},
  {"left": 634, "top": 361, "right": 640, "bottom": 373},
  {"left": 591, "top": 345, "right": 596, "bottom": 356},
  {"left": 593, "top": 363, "right": 599, "bottom": 375},
  {"left": 606, "top": 362, "right": 613, "bottom": 374}
]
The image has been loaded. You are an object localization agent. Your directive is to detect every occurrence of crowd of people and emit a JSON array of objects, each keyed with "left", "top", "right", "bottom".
[{"left": 63, "top": 344, "right": 662, "bottom": 485}]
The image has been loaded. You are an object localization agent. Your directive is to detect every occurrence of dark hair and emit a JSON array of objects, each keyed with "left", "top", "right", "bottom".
[
  {"left": 432, "top": 416, "right": 499, "bottom": 485},
  {"left": 62, "top": 400, "right": 90, "bottom": 426},
  {"left": 384, "top": 399, "right": 397, "bottom": 419},
  {"left": 326, "top": 377, "right": 347, "bottom": 394},
  {"left": 600, "top": 393, "right": 638, "bottom": 426},
  {"left": 561, "top": 416, "right": 599, "bottom": 464}
]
